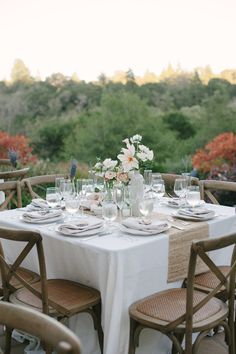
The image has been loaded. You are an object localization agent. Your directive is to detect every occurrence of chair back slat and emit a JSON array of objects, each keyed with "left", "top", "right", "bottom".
[
  {"left": 22, "top": 174, "right": 68, "bottom": 199},
  {"left": 199, "top": 180, "right": 236, "bottom": 205},
  {"left": 0, "top": 180, "right": 22, "bottom": 210},
  {"left": 0, "top": 302, "right": 81, "bottom": 354}
]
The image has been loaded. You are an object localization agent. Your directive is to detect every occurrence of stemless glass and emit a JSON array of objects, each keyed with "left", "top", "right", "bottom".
[
  {"left": 102, "top": 201, "right": 118, "bottom": 234},
  {"left": 65, "top": 196, "right": 80, "bottom": 220},
  {"left": 46, "top": 187, "right": 60, "bottom": 208},
  {"left": 139, "top": 197, "right": 154, "bottom": 222},
  {"left": 187, "top": 186, "right": 201, "bottom": 208},
  {"left": 152, "top": 179, "right": 165, "bottom": 204}
]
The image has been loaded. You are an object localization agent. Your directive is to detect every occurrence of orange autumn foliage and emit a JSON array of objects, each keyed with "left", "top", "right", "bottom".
[
  {"left": 0, "top": 131, "right": 37, "bottom": 165},
  {"left": 192, "top": 132, "right": 236, "bottom": 174}
]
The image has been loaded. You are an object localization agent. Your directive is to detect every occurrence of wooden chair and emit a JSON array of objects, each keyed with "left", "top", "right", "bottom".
[
  {"left": 128, "top": 233, "right": 236, "bottom": 354},
  {"left": 0, "top": 181, "right": 22, "bottom": 211},
  {"left": 0, "top": 301, "right": 81, "bottom": 354},
  {"left": 22, "top": 174, "right": 68, "bottom": 200},
  {"left": 199, "top": 180, "right": 236, "bottom": 205},
  {"left": 0, "top": 168, "right": 29, "bottom": 181},
  {"left": 0, "top": 227, "right": 103, "bottom": 354}
]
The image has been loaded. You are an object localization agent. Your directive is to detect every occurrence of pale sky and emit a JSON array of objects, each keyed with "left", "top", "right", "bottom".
[{"left": 0, "top": 0, "right": 236, "bottom": 82}]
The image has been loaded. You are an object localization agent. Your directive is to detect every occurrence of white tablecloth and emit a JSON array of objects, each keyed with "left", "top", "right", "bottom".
[{"left": 0, "top": 203, "right": 236, "bottom": 354}]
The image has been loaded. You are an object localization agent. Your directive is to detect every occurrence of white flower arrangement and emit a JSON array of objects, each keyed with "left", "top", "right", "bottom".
[{"left": 93, "top": 134, "right": 154, "bottom": 184}]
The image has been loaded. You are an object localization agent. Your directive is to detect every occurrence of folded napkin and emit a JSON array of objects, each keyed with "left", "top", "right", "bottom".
[
  {"left": 80, "top": 193, "right": 102, "bottom": 210},
  {"left": 121, "top": 217, "right": 169, "bottom": 235},
  {"left": 22, "top": 210, "right": 63, "bottom": 223},
  {"left": 58, "top": 219, "right": 103, "bottom": 236},
  {"left": 178, "top": 208, "right": 215, "bottom": 219},
  {"left": 27, "top": 198, "right": 50, "bottom": 211}
]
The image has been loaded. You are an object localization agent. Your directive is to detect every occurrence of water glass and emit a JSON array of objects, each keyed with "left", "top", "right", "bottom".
[
  {"left": 152, "top": 179, "right": 165, "bottom": 203},
  {"left": 113, "top": 183, "right": 124, "bottom": 216},
  {"left": 139, "top": 197, "right": 154, "bottom": 222},
  {"left": 102, "top": 201, "right": 118, "bottom": 234},
  {"left": 187, "top": 186, "right": 201, "bottom": 208},
  {"left": 46, "top": 187, "right": 60, "bottom": 208},
  {"left": 174, "top": 178, "right": 188, "bottom": 198},
  {"left": 65, "top": 197, "right": 80, "bottom": 220}
]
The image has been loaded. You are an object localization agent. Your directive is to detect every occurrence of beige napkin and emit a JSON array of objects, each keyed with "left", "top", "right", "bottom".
[
  {"left": 58, "top": 219, "right": 103, "bottom": 236},
  {"left": 178, "top": 208, "right": 215, "bottom": 219},
  {"left": 27, "top": 198, "right": 50, "bottom": 211},
  {"left": 122, "top": 217, "right": 169, "bottom": 235},
  {"left": 22, "top": 210, "right": 63, "bottom": 223}
]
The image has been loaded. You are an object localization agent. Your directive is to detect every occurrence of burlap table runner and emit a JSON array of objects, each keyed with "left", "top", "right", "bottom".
[{"left": 153, "top": 213, "right": 209, "bottom": 282}]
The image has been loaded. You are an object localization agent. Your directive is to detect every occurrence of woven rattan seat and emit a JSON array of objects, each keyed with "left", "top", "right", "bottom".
[
  {"left": 0, "top": 266, "right": 40, "bottom": 296},
  {"left": 12, "top": 279, "right": 101, "bottom": 316},
  {"left": 0, "top": 227, "right": 103, "bottom": 354},
  {"left": 0, "top": 302, "right": 81, "bottom": 354},
  {"left": 128, "top": 233, "right": 236, "bottom": 354},
  {"left": 135, "top": 288, "right": 224, "bottom": 325}
]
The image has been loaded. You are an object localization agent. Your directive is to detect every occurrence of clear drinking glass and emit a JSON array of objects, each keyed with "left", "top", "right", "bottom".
[
  {"left": 139, "top": 197, "right": 154, "bottom": 222},
  {"left": 102, "top": 201, "right": 118, "bottom": 234},
  {"left": 152, "top": 179, "right": 165, "bottom": 203},
  {"left": 65, "top": 197, "right": 80, "bottom": 220},
  {"left": 46, "top": 187, "right": 60, "bottom": 208},
  {"left": 186, "top": 186, "right": 201, "bottom": 208}
]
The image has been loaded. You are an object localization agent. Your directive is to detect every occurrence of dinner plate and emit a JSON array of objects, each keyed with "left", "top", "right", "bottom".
[
  {"left": 119, "top": 223, "right": 171, "bottom": 236},
  {"left": 55, "top": 225, "right": 104, "bottom": 237},
  {"left": 172, "top": 210, "right": 215, "bottom": 221},
  {"left": 20, "top": 215, "right": 64, "bottom": 224}
]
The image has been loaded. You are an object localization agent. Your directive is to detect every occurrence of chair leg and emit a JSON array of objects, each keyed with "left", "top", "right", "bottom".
[
  {"left": 128, "top": 318, "right": 139, "bottom": 354},
  {"left": 4, "top": 327, "right": 12, "bottom": 354},
  {"left": 92, "top": 303, "right": 104, "bottom": 354},
  {"left": 171, "top": 333, "right": 184, "bottom": 354}
]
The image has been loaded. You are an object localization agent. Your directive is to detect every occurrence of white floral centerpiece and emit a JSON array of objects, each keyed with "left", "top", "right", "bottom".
[
  {"left": 117, "top": 134, "right": 154, "bottom": 173},
  {"left": 93, "top": 134, "right": 154, "bottom": 186}
]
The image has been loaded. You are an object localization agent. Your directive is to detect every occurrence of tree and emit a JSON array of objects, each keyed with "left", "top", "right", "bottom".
[
  {"left": 10, "top": 59, "right": 32, "bottom": 83},
  {"left": 164, "top": 112, "right": 196, "bottom": 139}
]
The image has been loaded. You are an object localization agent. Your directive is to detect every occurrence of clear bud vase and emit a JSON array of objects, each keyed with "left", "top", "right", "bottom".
[{"left": 129, "top": 170, "right": 144, "bottom": 217}]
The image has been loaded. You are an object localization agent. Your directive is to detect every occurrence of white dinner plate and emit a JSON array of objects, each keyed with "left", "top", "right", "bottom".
[
  {"left": 172, "top": 210, "right": 215, "bottom": 221},
  {"left": 55, "top": 225, "right": 104, "bottom": 237},
  {"left": 119, "top": 223, "right": 171, "bottom": 236},
  {"left": 20, "top": 215, "right": 64, "bottom": 224}
]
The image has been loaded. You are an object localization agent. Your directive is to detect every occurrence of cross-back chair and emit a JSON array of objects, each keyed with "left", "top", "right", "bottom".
[
  {"left": 0, "top": 227, "right": 103, "bottom": 354},
  {"left": 199, "top": 180, "right": 236, "bottom": 205},
  {"left": 0, "top": 302, "right": 81, "bottom": 354},
  {"left": 128, "top": 233, "right": 236, "bottom": 354},
  {"left": 0, "top": 181, "right": 22, "bottom": 211},
  {"left": 22, "top": 174, "right": 68, "bottom": 200},
  {"left": 0, "top": 159, "right": 12, "bottom": 167}
]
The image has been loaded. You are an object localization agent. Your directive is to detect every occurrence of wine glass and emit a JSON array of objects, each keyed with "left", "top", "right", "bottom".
[
  {"left": 102, "top": 201, "right": 118, "bottom": 234},
  {"left": 46, "top": 187, "right": 60, "bottom": 208},
  {"left": 186, "top": 186, "right": 201, "bottom": 209},
  {"left": 139, "top": 197, "right": 154, "bottom": 223}
]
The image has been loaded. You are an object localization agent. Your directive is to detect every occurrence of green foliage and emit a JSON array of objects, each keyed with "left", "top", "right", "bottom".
[{"left": 0, "top": 70, "right": 236, "bottom": 176}]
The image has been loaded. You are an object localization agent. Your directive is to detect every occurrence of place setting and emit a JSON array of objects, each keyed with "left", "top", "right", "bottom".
[
  {"left": 55, "top": 217, "right": 104, "bottom": 238},
  {"left": 119, "top": 196, "right": 170, "bottom": 236}
]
